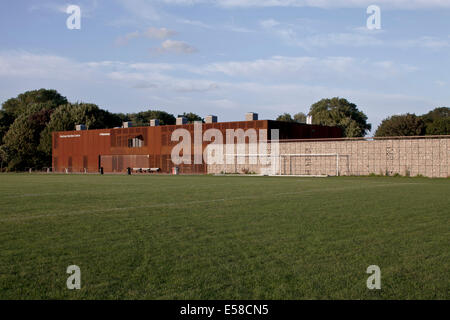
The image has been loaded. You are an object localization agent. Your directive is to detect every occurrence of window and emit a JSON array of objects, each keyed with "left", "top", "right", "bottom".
[{"left": 128, "top": 135, "right": 144, "bottom": 148}]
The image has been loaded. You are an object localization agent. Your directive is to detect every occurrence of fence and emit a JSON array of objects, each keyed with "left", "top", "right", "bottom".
[{"left": 207, "top": 136, "right": 450, "bottom": 178}]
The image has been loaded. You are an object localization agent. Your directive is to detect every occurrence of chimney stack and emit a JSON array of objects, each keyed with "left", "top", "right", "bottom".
[
  {"left": 306, "top": 116, "right": 313, "bottom": 125},
  {"left": 150, "top": 119, "right": 160, "bottom": 127},
  {"left": 75, "top": 124, "right": 87, "bottom": 131},
  {"left": 122, "top": 122, "right": 132, "bottom": 128},
  {"left": 246, "top": 112, "right": 258, "bottom": 121},
  {"left": 205, "top": 115, "right": 218, "bottom": 123},
  {"left": 176, "top": 117, "right": 188, "bottom": 125}
]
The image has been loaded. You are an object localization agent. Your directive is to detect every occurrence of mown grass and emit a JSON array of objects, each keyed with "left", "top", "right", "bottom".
[{"left": 0, "top": 174, "right": 448, "bottom": 299}]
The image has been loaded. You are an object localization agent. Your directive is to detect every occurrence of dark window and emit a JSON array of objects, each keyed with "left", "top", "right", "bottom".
[{"left": 128, "top": 135, "right": 144, "bottom": 148}]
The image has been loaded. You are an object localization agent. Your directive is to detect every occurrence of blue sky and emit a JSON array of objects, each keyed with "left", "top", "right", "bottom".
[{"left": 1, "top": 0, "right": 449, "bottom": 133}]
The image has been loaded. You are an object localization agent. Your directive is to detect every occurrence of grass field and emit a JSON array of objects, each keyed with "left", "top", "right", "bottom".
[{"left": 0, "top": 174, "right": 448, "bottom": 300}]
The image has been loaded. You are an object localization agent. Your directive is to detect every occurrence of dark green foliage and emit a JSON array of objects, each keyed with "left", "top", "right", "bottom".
[
  {"left": 0, "top": 89, "right": 68, "bottom": 170},
  {"left": 0, "top": 110, "right": 14, "bottom": 143},
  {"left": 178, "top": 112, "right": 204, "bottom": 123},
  {"left": 2, "top": 103, "right": 55, "bottom": 170},
  {"left": 276, "top": 113, "right": 295, "bottom": 122},
  {"left": 420, "top": 107, "right": 449, "bottom": 123},
  {"left": 421, "top": 107, "right": 450, "bottom": 135},
  {"left": 293, "top": 112, "right": 307, "bottom": 123},
  {"left": 425, "top": 117, "right": 450, "bottom": 135},
  {"left": 375, "top": 113, "right": 426, "bottom": 137},
  {"left": 0, "top": 145, "right": 8, "bottom": 171},
  {"left": 375, "top": 107, "right": 450, "bottom": 137},
  {"left": 1, "top": 89, "right": 67, "bottom": 117},
  {"left": 125, "top": 110, "right": 176, "bottom": 126},
  {"left": 309, "top": 97, "right": 371, "bottom": 137},
  {"left": 276, "top": 112, "right": 307, "bottom": 123}
]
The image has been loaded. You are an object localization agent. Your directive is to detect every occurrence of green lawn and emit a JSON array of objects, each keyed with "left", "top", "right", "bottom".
[{"left": 0, "top": 174, "right": 448, "bottom": 299}]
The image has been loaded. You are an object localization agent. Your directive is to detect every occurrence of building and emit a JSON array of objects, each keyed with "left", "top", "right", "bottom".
[{"left": 52, "top": 114, "right": 342, "bottom": 174}]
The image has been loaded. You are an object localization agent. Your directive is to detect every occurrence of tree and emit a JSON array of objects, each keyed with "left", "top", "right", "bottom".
[
  {"left": 178, "top": 112, "right": 204, "bottom": 123},
  {"left": 308, "top": 97, "right": 371, "bottom": 137},
  {"left": 1, "top": 89, "right": 67, "bottom": 117},
  {"left": 126, "top": 110, "right": 176, "bottom": 126},
  {"left": 0, "top": 110, "right": 14, "bottom": 143},
  {"left": 3, "top": 103, "right": 55, "bottom": 170},
  {"left": 276, "top": 112, "right": 307, "bottom": 123},
  {"left": 293, "top": 112, "right": 307, "bottom": 124},
  {"left": 425, "top": 118, "right": 450, "bottom": 135},
  {"left": 420, "top": 107, "right": 449, "bottom": 135},
  {"left": 375, "top": 113, "right": 426, "bottom": 137},
  {"left": 420, "top": 107, "right": 449, "bottom": 123},
  {"left": 38, "top": 103, "right": 123, "bottom": 156},
  {"left": 276, "top": 113, "right": 295, "bottom": 122},
  {"left": 0, "top": 145, "right": 8, "bottom": 171}
]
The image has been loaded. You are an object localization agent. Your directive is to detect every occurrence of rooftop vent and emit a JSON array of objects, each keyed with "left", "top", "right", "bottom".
[
  {"left": 75, "top": 124, "right": 87, "bottom": 131},
  {"left": 176, "top": 117, "right": 188, "bottom": 125},
  {"left": 246, "top": 112, "right": 258, "bottom": 121},
  {"left": 205, "top": 115, "right": 218, "bottom": 123},
  {"left": 150, "top": 119, "right": 160, "bottom": 127},
  {"left": 122, "top": 121, "right": 132, "bottom": 128}
]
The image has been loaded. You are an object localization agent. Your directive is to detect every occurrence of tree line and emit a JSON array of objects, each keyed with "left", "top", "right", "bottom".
[
  {"left": 0, "top": 89, "right": 448, "bottom": 171},
  {"left": 277, "top": 97, "right": 449, "bottom": 138}
]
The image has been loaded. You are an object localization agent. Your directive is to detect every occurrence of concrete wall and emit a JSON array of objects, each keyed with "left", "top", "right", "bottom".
[{"left": 207, "top": 136, "right": 450, "bottom": 178}]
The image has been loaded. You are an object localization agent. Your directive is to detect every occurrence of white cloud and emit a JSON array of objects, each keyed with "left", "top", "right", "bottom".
[
  {"left": 0, "top": 51, "right": 91, "bottom": 80},
  {"left": 224, "top": 25, "right": 254, "bottom": 33},
  {"left": 298, "top": 32, "right": 384, "bottom": 48},
  {"left": 28, "top": 2, "right": 67, "bottom": 13},
  {"left": 261, "top": 19, "right": 383, "bottom": 48},
  {"left": 154, "top": 40, "right": 197, "bottom": 54},
  {"left": 0, "top": 51, "right": 418, "bottom": 88},
  {"left": 396, "top": 36, "right": 450, "bottom": 49},
  {"left": 116, "top": 0, "right": 160, "bottom": 21},
  {"left": 115, "top": 27, "right": 177, "bottom": 46},
  {"left": 261, "top": 19, "right": 450, "bottom": 50},
  {"left": 260, "top": 19, "right": 280, "bottom": 29},
  {"left": 144, "top": 27, "right": 178, "bottom": 39},
  {"left": 115, "top": 31, "right": 141, "bottom": 46},
  {"left": 199, "top": 56, "right": 417, "bottom": 81},
  {"left": 178, "top": 19, "right": 213, "bottom": 29}
]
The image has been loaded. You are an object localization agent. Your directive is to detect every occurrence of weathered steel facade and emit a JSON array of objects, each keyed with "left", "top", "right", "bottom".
[{"left": 52, "top": 120, "right": 342, "bottom": 174}]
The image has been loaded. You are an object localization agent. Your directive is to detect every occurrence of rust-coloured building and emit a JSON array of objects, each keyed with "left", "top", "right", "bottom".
[{"left": 52, "top": 118, "right": 342, "bottom": 174}]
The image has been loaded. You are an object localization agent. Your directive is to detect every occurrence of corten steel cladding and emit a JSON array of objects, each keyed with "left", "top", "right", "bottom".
[{"left": 52, "top": 120, "right": 343, "bottom": 174}]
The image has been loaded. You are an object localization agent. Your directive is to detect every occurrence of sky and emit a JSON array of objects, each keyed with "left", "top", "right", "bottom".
[{"left": 0, "top": 0, "right": 449, "bottom": 133}]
